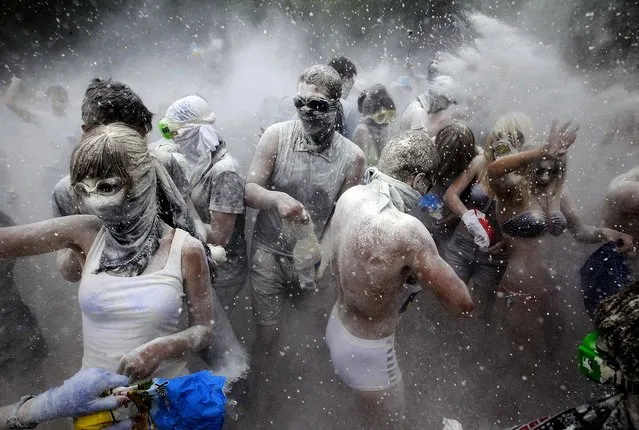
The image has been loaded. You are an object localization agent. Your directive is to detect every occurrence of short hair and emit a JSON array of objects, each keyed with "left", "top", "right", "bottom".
[
  {"left": 70, "top": 123, "right": 150, "bottom": 188},
  {"left": 298, "top": 65, "right": 342, "bottom": 101},
  {"left": 328, "top": 56, "right": 357, "bottom": 80},
  {"left": 45, "top": 84, "right": 68, "bottom": 102},
  {"left": 81, "top": 78, "right": 153, "bottom": 136},
  {"left": 434, "top": 121, "right": 477, "bottom": 185},
  {"left": 594, "top": 281, "right": 639, "bottom": 383},
  {"left": 357, "top": 84, "right": 395, "bottom": 116},
  {"left": 377, "top": 131, "right": 439, "bottom": 184}
]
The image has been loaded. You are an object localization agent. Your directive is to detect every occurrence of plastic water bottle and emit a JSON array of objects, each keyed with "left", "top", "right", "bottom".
[
  {"left": 418, "top": 193, "right": 444, "bottom": 221},
  {"left": 292, "top": 231, "right": 322, "bottom": 292}
]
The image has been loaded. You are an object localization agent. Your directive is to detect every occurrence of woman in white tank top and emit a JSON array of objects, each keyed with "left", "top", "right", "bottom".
[{"left": 0, "top": 123, "right": 213, "bottom": 383}]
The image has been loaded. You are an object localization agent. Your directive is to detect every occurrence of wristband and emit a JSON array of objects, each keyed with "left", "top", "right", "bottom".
[{"left": 7, "top": 395, "right": 38, "bottom": 429}]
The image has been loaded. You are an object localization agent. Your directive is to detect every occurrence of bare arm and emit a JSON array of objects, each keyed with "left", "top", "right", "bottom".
[
  {"left": 245, "top": 125, "right": 283, "bottom": 211},
  {"left": 117, "top": 236, "right": 213, "bottom": 381},
  {"left": 487, "top": 145, "right": 545, "bottom": 180},
  {"left": 4, "top": 77, "right": 38, "bottom": 124},
  {"left": 207, "top": 211, "right": 237, "bottom": 246},
  {"left": 410, "top": 223, "right": 474, "bottom": 314},
  {"left": 444, "top": 155, "right": 484, "bottom": 216},
  {"left": 0, "top": 215, "right": 100, "bottom": 259},
  {"left": 488, "top": 120, "right": 578, "bottom": 180},
  {"left": 352, "top": 124, "right": 370, "bottom": 155},
  {"left": 562, "top": 193, "right": 633, "bottom": 251},
  {"left": 245, "top": 124, "right": 308, "bottom": 223}
]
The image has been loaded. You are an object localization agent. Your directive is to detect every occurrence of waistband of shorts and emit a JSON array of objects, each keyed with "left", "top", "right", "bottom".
[
  {"left": 252, "top": 240, "right": 294, "bottom": 258},
  {"left": 496, "top": 285, "right": 545, "bottom": 302},
  {"left": 329, "top": 304, "right": 395, "bottom": 348}
]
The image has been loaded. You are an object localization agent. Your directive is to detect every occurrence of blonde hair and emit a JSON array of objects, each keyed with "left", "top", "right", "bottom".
[
  {"left": 479, "top": 112, "right": 534, "bottom": 192},
  {"left": 70, "top": 123, "right": 151, "bottom": 187},
  {"left": 483, "top": 112, "right": 533, "bottom": 162}
]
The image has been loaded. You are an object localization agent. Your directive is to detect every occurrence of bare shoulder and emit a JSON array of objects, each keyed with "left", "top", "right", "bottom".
[
  {"left": 181, "top": 234, "right": 206, "bottom": 259},
  {"left": 335, "top": 184, "right": 367, "bottom": 209},
  {"left": 607, "top": 173, "right": 639, "bottom": 205}
]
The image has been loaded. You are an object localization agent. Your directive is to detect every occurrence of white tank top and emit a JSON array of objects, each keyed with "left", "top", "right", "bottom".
[{"left": 78, "top": 227, "right": 189, "bottom": 378}]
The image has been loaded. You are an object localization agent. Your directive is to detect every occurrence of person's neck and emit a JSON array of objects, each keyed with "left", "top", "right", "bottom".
[{"left": 308, "top": 129, "right": 335, "bottom": 150}]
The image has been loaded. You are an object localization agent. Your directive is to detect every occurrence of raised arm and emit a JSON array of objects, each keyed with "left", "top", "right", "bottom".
[
  {"left": 487, "top": 120, "right": 578, "bottom": 180},
  {"left": 444, "top": 155, "right": 484, "bottom": 216},
  {"left": 0, "top": 215, "right": 100, "bottom": 259},
  {"left": 562, "top": 193, "right": 633, "bottom": 251},
  {"left": 444, "top": 156, "right": 491, "bottom": 250},
  {"left": 409, "top": 221, "right": 474, "bottom": 314},
  {"left": 245, "top": 124, "right": 307, "bottom": 223},
  {"left": 4, "top": 77, "right": 39, "bottom": 125},
  {"left": 117, "top": 236, "right": 213, "bottom": 382}
]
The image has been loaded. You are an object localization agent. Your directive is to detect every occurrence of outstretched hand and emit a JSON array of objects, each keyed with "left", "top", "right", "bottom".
[
  {"left": 26, "top": 368, "right": 130, "bottom": 423},
  {"left": 545, "top": 120, "right": 579, "bottom": 157}
]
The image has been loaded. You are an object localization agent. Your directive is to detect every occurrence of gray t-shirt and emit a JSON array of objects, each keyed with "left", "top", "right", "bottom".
[
  {"left": 189, "top": 144, "right": 247, "bottom": 283},
  {"left": 253, "top": 120, "right": 362, "bottom": 257}
]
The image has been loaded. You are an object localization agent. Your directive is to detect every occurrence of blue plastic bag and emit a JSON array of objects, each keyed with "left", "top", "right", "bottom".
[
  {"left": 150, "top": 371, "right": 227, "bottom": 430},
  {"left": 579, "top": 242, "right": 631, "bottom": 319}
]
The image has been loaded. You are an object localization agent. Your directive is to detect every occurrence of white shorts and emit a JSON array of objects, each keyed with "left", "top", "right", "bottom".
[{"left": 325, "top": 304, "right": 401, "bottom": 391}]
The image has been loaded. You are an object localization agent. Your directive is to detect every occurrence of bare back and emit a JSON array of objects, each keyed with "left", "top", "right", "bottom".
[{"left": 328, "top": 184, "right": 472, "bottom": 339}]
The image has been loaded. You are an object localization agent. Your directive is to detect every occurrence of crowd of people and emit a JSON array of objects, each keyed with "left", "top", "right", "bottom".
[{"left": 0, "top": 53, "right": 638, "bottom": 430}]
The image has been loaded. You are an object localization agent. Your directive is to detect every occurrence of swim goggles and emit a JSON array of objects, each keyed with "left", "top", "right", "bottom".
[
  {"left": 577, "top": 331, "right": 639, "bottom": 394},
  {"left": 367, "top": 108, "right": 397, "bottom": 125},
  {"left": 293, "top": 96, "right": 337, "bottom": 114},
  {"left": 158, "top": 119, "right": 179, "bottom": 140},
  {"left": 73, "top": 178, "right": 125, "bottom": 197}
]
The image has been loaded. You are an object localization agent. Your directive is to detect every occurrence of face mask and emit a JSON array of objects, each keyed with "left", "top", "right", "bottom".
[
  {"left": 298, "top": 110, "right": 337, "bottom": 142},
  {"left": 364, "top": 167, "right": 423, "bottom": 213},
  {"left": 295, "top": 96, "right": 338, "bottom": 142}
]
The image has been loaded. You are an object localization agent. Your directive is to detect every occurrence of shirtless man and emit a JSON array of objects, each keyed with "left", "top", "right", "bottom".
[
  {"left": 604, "top": 165, "right": 639, "bottom": 277},
  {"left": 324, "top": 131, "right": 474, "bottom": 429}
]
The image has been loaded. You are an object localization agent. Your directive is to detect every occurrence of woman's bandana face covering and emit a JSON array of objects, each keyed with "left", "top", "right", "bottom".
[
  {"left": 294, "top": 96, "right": 338, "bottom": 141},
  {"left": 75, "top": 159, "right": 160, "bottom": 276}
]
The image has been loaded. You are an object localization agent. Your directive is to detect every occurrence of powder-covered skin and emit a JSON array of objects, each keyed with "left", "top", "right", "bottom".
[{"left": 326, "top": 182, "right": 472, "bottom": 340}]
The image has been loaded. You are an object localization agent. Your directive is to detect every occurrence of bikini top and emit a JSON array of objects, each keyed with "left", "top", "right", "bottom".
[{"left": 501, "top": 210, "right": 568, "bottom": 238}]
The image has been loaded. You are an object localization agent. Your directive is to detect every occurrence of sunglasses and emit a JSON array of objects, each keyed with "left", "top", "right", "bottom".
[
  {"left": 73, "top": 178, "right": 125, "bottom": 198},
  {"left": 158, "top": 119, "right": 179, "bottom": 140},
  {"left": 368, "top": 109, "right": 397, "bottom": 125},
  {"left": 293, "top": 96, "right": 336, "bottom": 113}
]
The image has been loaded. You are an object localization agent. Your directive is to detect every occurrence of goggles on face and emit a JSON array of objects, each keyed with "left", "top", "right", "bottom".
[
  {"left": 73, "top": 177, "right": 125, "bottom": 198},
  {"left": 368, "top": 109, "right": 397, "bottom": 125},
  {"left": 576, "top": 331, "right": 639, "bottom": 394},
  {"left": 492, "top": 138, "right": 515, "bottom": 158},
  {"left": 293, "top": 96, "right": 336, "bottom": 114},
  {"left": 158, "top": 119, "right": 179, "bottom": 140}
]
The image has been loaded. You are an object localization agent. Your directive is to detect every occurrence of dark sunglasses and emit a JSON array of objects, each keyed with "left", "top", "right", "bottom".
[{"left": 293, "top": 96, "right": 336, "bottom": 113}]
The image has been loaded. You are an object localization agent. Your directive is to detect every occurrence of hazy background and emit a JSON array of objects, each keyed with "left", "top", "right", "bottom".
[{"left": 1, "top": 0, "right": 638, "bottom": 428}]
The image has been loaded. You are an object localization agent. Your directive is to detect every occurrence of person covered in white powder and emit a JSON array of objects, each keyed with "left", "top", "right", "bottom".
[
  {"left": 324, "top": 130, "right": 474, "bottom": 429},
  {"left": 0, "top": 124, "right": 213, "bottom": 398}
]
